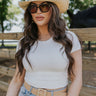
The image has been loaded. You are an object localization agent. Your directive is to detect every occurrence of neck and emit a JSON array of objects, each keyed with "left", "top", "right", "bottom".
[{"left": 37, "top": 24, "right": 51, "bottom": 40}]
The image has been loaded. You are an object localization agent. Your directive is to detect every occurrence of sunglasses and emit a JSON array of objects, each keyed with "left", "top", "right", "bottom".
[{"left": 28, "top": 1, "right": 51, "bottom": 14}]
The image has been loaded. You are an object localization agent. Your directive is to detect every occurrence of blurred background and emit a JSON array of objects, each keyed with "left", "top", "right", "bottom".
[{"left": 0, "top": 0, "right": 96, "bottom": 96}]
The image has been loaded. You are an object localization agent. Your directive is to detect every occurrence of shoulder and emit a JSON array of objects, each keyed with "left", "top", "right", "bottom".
[
  {"left": 65, "top": 30, "right": 82, "bottom": 53},
  {"left": 17, "top": 36, "right": 25, "bottom": 45},
  {"left": 65, "top": 30, "right": 78, "bottom": 41},
  {"left": 16, "top": 36, "right": 25, "bottom": 52},
  {"left": 18, "top": 36, "right": 25, "bottom": 42},
  {"left": 65, "top": 30, "right": 77, "bottom": 36}
]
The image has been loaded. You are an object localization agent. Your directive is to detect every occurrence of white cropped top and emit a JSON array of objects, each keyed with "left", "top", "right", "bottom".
[{"left": 16, "top": 30, "right": 82, "bottom": 89}]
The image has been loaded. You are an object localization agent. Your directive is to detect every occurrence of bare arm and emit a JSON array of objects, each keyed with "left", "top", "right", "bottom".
[
  {"left": 6, "top": 63, "right": 26, "bottom": 96},
  {"left": 67, "top": 49, "right": 82, "bottom": 96}
]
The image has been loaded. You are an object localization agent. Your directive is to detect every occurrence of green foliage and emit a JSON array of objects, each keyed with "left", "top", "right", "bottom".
[
  {"left": 69, "top": 0, "right": 95, "bottom": 13},
  {"left": 0, "top": 0, "right": 21, "bottom": 32}
]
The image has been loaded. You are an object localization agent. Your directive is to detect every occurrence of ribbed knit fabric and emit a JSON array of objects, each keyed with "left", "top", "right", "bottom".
[{"left": 16, "top": 30, "right": 81, "bottom": 89}]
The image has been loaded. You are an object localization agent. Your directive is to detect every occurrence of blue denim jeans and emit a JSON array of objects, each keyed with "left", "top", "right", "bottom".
[
  {"left": 18, "top": 83, "right": 68, "bottom": 96},
  {"left": 18, "top": 83, "right": 36, "bottom": 96}
]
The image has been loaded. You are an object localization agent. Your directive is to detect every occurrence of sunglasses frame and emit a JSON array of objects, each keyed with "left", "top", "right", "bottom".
[{"left": 28, "top": 1, "right": 52, "bottom": 14}]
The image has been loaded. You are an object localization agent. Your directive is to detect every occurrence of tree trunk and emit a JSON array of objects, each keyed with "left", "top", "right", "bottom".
[{"left": 1, "top": 21, "right": 4, "bottom": 47}]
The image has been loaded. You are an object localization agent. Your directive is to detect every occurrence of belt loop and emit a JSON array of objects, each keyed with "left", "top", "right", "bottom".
[
  {"left": 51, "top": 91, "right": 54, "bottom": 96},
  {"left": 29, "top": 86, "right": 33, "bottom": 94}
]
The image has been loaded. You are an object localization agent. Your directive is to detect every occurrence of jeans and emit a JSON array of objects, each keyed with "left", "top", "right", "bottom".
[
  {"left": 18, "top": 83, "right": 68, "bottom": 96},
  {"left": 18, "top": 83, "right": 36, "bottom": 96}
]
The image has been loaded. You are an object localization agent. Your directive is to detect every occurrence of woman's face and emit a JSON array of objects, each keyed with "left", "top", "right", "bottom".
[{"left": 29, "top": 1, "right": 52, "bottom": 26}]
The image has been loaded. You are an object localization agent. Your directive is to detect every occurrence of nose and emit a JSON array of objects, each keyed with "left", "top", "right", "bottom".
[{"left": 36, "top": 6, "right": 41, "bottom": 13}]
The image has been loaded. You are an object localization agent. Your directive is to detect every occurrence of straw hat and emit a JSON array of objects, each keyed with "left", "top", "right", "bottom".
[{"left": 18, "top": 0, "right": 69, "bottom": 13}]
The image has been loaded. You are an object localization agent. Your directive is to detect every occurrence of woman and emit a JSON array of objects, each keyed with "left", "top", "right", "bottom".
[{"left": 6, "top": 0, "right": 82, "bottom": 96}]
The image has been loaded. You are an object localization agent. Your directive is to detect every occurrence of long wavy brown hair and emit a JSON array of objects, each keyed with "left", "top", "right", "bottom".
[{"left": 15, "top": 1, "right": 82, "bottom": 80}]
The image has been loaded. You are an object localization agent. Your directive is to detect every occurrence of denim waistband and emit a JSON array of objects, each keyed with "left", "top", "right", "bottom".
[{"left": 23, "top": 83, "right": 68, "bottom": 92}]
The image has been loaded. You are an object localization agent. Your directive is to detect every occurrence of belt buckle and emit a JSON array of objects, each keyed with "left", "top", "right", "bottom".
[{"left": 37, "top": 88, "right": 47, "bottom": 96}]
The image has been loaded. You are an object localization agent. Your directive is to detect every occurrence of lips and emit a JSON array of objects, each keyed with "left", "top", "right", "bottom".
[{"left": 36, "top": 16, "right": 45, "bottom": 21}]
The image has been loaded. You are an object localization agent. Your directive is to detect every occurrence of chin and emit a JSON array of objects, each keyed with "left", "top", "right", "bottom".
[{"left": 36, "top": 22, "right": 47, "bottom": 26}]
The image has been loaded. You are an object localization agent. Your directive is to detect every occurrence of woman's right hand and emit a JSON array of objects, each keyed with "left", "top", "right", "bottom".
[{"left": 6, "top": 64, "right": 26, "bottom": 96}]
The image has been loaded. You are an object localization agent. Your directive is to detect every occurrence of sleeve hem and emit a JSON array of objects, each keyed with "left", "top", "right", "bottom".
[{"left": 71, "top": 47, "right": 82, "bottom": 53}]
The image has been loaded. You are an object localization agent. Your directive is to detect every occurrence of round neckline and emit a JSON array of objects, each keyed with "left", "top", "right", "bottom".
[{"left": 38, "top": 36, "right": 53, "bottom": 42}]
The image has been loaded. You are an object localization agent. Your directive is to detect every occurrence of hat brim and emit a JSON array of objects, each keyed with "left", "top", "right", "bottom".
[{"left": 18, "top": 0, "right": 69, "bottom": 13}]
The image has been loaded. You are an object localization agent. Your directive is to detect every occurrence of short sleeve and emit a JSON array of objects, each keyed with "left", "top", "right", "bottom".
[
  {"left": 66, "top": 31, "right": 82, "bottom": 53},
  {"left": 15, "top": 36, "right": 24, "bottom": 53},
  {"left": 16, "top": 40, "right": 21, "bottom": 53}
]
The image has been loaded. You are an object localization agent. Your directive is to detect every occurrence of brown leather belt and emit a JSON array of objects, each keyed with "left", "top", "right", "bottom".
[{"left": 24, "top": 81, "right": 68, "bottom": 96}]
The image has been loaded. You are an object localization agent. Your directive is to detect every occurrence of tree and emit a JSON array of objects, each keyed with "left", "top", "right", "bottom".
[{"left": 0, "top": 0, "right": 21, "bottom": 46}]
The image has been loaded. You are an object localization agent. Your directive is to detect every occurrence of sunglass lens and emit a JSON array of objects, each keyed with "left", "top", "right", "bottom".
[
  {"left": 29, "top": 5, "right": 37, "bottom": 13},
  {"left": 28, "top": 2, "right": 51, "bottom": 13},
  {"left": 40, "top": 4, "right": 50, "bottom": 12}
]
